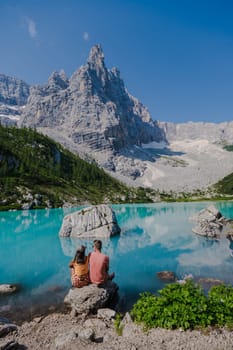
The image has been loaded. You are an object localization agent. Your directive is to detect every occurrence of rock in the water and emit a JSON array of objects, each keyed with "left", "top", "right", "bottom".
[
  {"left": 190, "top": 205, "right": 233, "bottom": 239},
  {"left": 157, "top": 271, "right": 176, "bottom": 281},
  {"left": 59, "top": 204, "right": 121, "bottom": 238},
  {"left": 64, "top": 280, "right": 118, "bottom": 315},
  {"left": 197, "top": 278, "right": 224, "bottom": 290},
  {"left": 190, "top": 205, "right": 222, "bottom": 222},
  {"left": 0, "top": 284, "right": 20, "bottom": 295}
]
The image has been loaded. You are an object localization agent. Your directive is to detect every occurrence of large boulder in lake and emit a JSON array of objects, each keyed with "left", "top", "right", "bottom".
[
  {"left": 64, "top": 281, "right": 119, "bottom": 315},
  {"left": 59, "top": 205, "right": 121, "bottom": 238},
  {"left": 190, "top": 205, "right": 233, "bottom": 239}
]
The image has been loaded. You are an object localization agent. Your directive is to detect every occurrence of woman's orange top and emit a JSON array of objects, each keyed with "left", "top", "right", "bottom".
[{"left": 69, "top": 256, "right": 89, "bottom": 276}]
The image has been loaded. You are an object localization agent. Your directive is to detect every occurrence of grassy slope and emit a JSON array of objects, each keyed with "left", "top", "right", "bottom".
[
  {"left": 215, "top": 173, "right": 233, "bottom": 195},
  {"left": 214, "top": 145, "right": 233, "bottom": 196}
]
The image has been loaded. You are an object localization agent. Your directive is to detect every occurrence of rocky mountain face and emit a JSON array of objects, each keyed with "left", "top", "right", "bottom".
[
  {"left": 0, "top": 74, "right": 30, "bottom": 125},
  {"left": 17, "top": 45, "right": 167, "bottom": 180},
  {"left": 20, "top": 45, "right": 164, "bottom": 152},
  {"left": 159, "top": 121, "right": 233, "bottom": 144}
]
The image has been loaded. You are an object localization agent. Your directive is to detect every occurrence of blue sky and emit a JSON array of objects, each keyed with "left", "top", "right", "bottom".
[{"left": 1, "top": 0, "right": 233, "bottom": 123}]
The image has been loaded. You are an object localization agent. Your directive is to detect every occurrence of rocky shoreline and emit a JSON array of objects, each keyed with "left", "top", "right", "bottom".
[
  {"left": 2, "top": 308, "right": 233, "bottom": 350},
  {"left": 1, "top": 280, "right": 233, "bottom": 350},
  {"left": 2, "top": 280, "right": 233, "bottom": 350}
]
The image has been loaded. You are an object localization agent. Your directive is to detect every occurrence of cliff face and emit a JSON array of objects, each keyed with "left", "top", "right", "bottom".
[
  {"left": 159, "top": 121, "right": 233, "bottom": 144},
  {"left": 0, "top": 74, "right": 30, "bottom": 125},
  {"left": 0, "top": 74, "right": 29, "bottom": 106},
  {"left": 20, "top": 45, "right": 164, "bottom": 153}
]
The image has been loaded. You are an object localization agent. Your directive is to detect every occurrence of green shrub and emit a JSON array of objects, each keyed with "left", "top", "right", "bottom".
[
  {"left": 131, "top": 281, "right": 233, "bottom": 331},
  {"left": 208, "top": 284, "right": 233, "bottom": 327},
  {"left": 130, "top": 280, "right": 212, "bottom": 330}
]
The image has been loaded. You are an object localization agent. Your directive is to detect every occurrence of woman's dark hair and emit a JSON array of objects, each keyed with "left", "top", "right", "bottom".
[{"left": 74, "top": 245, "right": 86, "bottom": 264}]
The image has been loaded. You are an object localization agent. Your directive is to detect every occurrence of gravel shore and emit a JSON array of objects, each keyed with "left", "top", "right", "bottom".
[{"left": 2, "top": 310, "right": 233, "bottom": 350}]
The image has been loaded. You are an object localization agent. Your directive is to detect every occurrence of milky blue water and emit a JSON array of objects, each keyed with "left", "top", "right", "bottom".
[{"left": 1, "top": 201, "right": 233, "bottom": 320}]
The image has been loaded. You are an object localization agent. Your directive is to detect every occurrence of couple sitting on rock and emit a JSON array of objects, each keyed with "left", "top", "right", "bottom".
[{"left": 69, "top": 239, "right": 115, "bottom": 288}]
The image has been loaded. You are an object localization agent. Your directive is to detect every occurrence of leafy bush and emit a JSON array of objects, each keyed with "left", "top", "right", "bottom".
[
  {"left": 131, "top": 280, "right": 211, "bottom": 330},
  {"left": 131, "top": 281, "right": 233, "bottom": 330},
  {"left": 208, "top": 284, "right": 233, "bottom": 327}
]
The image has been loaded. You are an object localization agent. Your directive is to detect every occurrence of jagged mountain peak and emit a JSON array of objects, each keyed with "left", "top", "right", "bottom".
[
  {"left": 110, "top": 67, "right": 121, "bottom": 78},
  {"left": 69, "top": 45, "right": 107, "bottom": 90},
  {"left": 59, "top": 69, "right": 68, "bottom": 81},
  {"left": 85, "top": 44, "right": 109, "bottom": 87},
  {"left": 48, "top": 70, "right": 69, "bottom": 90},
  {"left": 87, "top": 44, "right": 105, "bottom": 68},
  {"left": 19, "top": 44, "right": 165, "bottom": 179}
]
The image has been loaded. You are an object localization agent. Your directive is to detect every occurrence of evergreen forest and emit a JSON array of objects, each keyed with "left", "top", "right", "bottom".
[{"left": 0, "top": 125, "right": 154, "bottom": 210}]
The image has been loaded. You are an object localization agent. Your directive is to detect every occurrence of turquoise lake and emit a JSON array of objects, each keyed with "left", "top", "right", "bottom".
[{"left": 1, "top": 201, "right": 233, "bottom": 321}]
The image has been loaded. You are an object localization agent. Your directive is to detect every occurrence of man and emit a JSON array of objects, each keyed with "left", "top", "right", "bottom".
[{"left": 89, "top": 240, "right": 115, "bottom": 285}]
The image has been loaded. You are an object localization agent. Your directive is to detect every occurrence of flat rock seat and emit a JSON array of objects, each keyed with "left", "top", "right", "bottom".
[{"left": 64, "top": 280, "right": 119, "bottom": 316}]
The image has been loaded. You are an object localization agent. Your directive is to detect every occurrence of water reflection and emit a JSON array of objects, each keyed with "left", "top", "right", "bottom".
[
  {"left": 60, "top": 202, "right": 233, "bottom": 299},
  {"left": 1, "top": 202, "right": 233, "bottom": 321}
]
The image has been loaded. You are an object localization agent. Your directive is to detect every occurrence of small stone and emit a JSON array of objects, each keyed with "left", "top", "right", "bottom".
[
  {"left": 130, "top": 346, "right": 137, "bottom": 350},
  {"left": 97, "top": 308, "right": 116, "bottom": 320},
  {"left": 84, "top": 318, "right": 107, "bottom": 330},
  {"left": 70, "top": 309, "right": 77, "bottom": 318},
  {"left": 122, "top": 312, "right": 132, "bottom": 323},
  {"left": 33, "top": 316, "right": 43, "bottom": 324},
  {"left": 79, "top": 327, "right": 95, "bottom": 343},
  {"left": 54, "top": 330, "right": 77, "bottom": 349},
  {"left": 157, "top": 271, "right": 176, "bottom": 281}
]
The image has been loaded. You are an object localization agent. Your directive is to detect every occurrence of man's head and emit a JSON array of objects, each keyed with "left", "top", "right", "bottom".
[{"left": 93, "top": 239, "right": 102, "bottom": 251}]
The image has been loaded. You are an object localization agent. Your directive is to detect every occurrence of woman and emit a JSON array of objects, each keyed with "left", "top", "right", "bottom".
[{"left": 69, "top": 245, "right": 90, "bottom": 288}]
